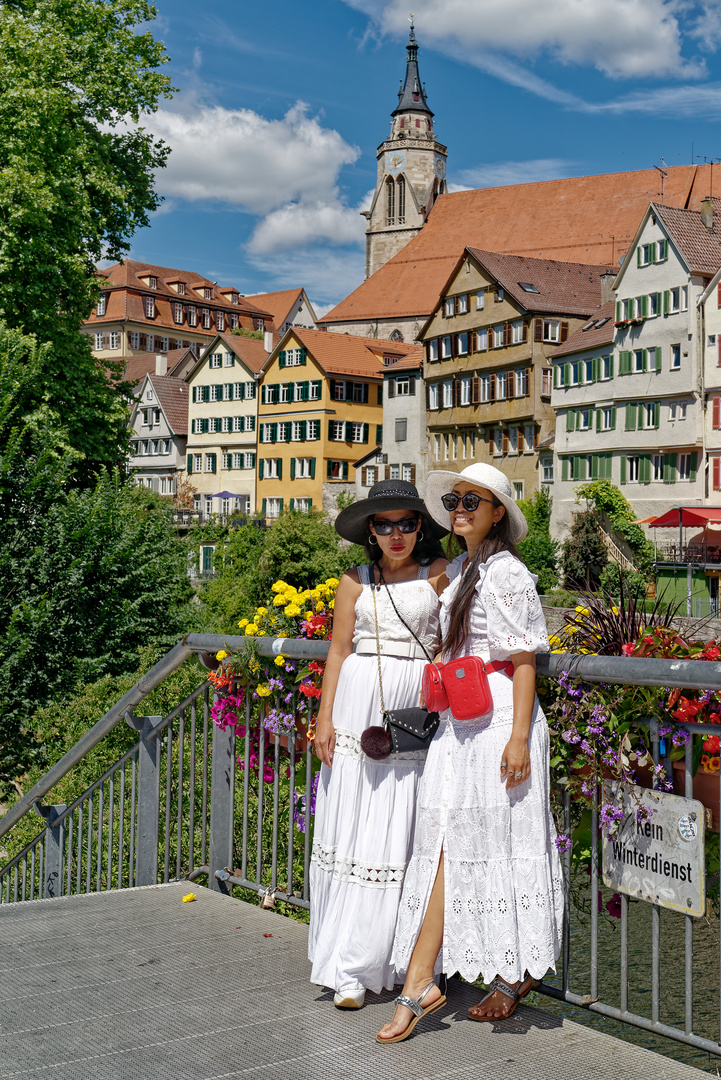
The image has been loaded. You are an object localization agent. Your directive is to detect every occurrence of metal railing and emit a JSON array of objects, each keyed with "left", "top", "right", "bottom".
[{"left": 3, "top": 637, "right": 721, "bottom": 1059}]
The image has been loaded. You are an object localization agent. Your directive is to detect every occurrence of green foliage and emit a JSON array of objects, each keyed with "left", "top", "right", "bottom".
[
  {"left": 575, "top": 480, "right": 654, "bottom": 575},
  {"left": 561, "top": 509, "right": 608, "bottom": 589},
  {"left": 230, "top": 327, "right": 263, "bottom": 339},
  {"left": 199, "top": 510, "right": 358, "bottom": 632},
  {"left": 335, "top": 490, "right": 356, "bottom": 511},
  {"left": 0, "top": 0, "right": 174, "bottom": 468},
  {"left": 599, "top": 563, "right": 649, "bottom": 599},
  {"left": 544, "top": 588, "right": 580, "bottom": 608},
  {"left": 517, "top": 488, "right": 559, "bottom": 593}
]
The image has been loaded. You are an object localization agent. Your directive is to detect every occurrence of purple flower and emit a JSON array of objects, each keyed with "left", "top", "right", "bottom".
[
  {"left": 580, "top": 739, "right": 594, "bottom": 754},
  {"left": 599, "top": 803, "right": 624, "bottom": 836},
  {"left": 672, "top": 728, "right": 691, "bottom": 747},
  {"left": 562, "top": 730, "right": 581, "bottom": 744},
  {"left": 555, "top": 834, "right": 571, "bottom": 853}
]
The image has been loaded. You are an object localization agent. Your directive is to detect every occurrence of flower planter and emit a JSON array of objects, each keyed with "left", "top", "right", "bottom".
[{"left": 672, "top": 760, "right": 720, "bottom": 831}]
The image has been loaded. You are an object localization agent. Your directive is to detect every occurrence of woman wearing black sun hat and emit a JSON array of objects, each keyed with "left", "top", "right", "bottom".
[{"left": 307, "top": 480, "right": 448, "bottom": 1009}]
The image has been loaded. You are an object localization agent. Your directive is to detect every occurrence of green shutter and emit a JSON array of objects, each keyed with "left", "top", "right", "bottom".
[
  {"left": 376, "top": 424, "right": 383, "bottom": 443},
  {"left": 289, "top": 498, "right": 294, "bottom": 510},
  {"left": 300, "top": 349, "right": 307, "bottom": 365},
  {"left": 271, "top": 422, "right": 277, "bottom": 442},
  {"left": 279, "top": 350, "right": 286, "bottom": 367},
  {"left": 619, "top": 351, "right": 631, "bottom": 375},
  {"left": 566, "top": 410, "right": 575, "bottom": 433},
  {"left": 259, "top": 459, "right": 264, "bottom": 479},
  {"left": 342, "top": 461, "right": 349, "bottom": 481},
  {"left": 307, "top": 498, "right": 312, "bottom": 508},
  {"left": 301, "top": 381, "right": 309, "bottom": 402},
  {"left": 326, "top": 460, "right": 333, "bottom": 479},
  {"left": 664, "top": 453, "right": 677, "bottom": 482},
  {"left": 565, "top": 363, "right": 571, "bottom": 386},
  {"left": 608, "top": 354, "right": 614, "bottom": 379},
  {"left": 591, "top": 454, "right": 599, "bottom": 479},
  {"left": 639, "top": 455, "right": 651, "bottom": 484},
  {"left": 655, "top": 346, "right": 662, "bottom": 372},
  {"left": 592, "top": 356, "right": 599, "bottom": 383},
  {"left": 300, "top": 420, "right": 307, "bottom": 440},
  {"left": 187, "top": 455, "right": 193, "bottom": 474},
  {"left": 616, "top": 300, "right": 622, "bottom": 321},
  {"left": 637, "top": 246, "right": 642, "bottom": 268},
  {"left": 202, "top": 385, "right": 210, "bottom": 402},
  {"left": 377, "top": 385, "right": 383, "bottom": 404},
  {"left": 654, "top": 401, "right": 660, "bottom": 429},
  {"left": 610, "top": 406, "right": 617, "bottom": 430},
  {"left": 277, "top": 458, "right": 282, "bottom": 480},
  {"left": 209, "top": 453, "right": 216, "bottom": 473},
  {"left": 663, "top": 290, "right": 670, "bottom": 315},
  {"left": 290, "top": 458, "right": 295, "bottom": 480},
  {"left": 577, "top": 456, "right": 587, "bottom": 480},
  {"left": 328, "top": 419, "right": 335, "bottom": 440},
  {"left": 362, "top": 423, "right": 369, "bottom": 443},
  {"left": 554, "top": 365, "right": 559, "bottom": 389},
  {"left": 625, "top": 403, "right": 637, "bottom": 431},
  {"left": 310, "top": 458, "right": 316, "bottom": 479},
  {"left": 690, "top": 451, "right": 698, "bottom": 483},
  {"left": 639, "top": 294, "right": 648, "bottom": 317},
  {"left": 192, "top": 386, "right": 197, "bottom": 402},
  {"left": 595, "top": 408, "right": 601, "bottom": 432},
  {"left": 262, "top": 498, "right": 267, "bottom": 516},
  {"left": 620, "top": 456, "right": 627, "bottom": 485},
  {"left": 561, "top": 457, "right": 569, "bottom": 482}
]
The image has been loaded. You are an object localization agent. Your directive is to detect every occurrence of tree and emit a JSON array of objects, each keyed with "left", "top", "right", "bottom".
[
  {"left": 517, "top": 488, "right": 559, "bottom": 594},
  {"left": 561, "top": 509, "right": 608, "bottom": 590},
  {"left": 574, "top": 479, "right": 654, "bottom": 577},
  {"left": 0, "top": 0, "right": 174, "bottom": 468}
]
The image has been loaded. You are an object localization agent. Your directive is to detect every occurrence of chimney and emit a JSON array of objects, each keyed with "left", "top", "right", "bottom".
[
  {"left": 600, "top": 272, "right": 616, "bottom": 305},
  {"left": 701, "top": 197, "right": 714, "bottom": 231},
  {"left": 155, "top": 353, "right": 167, "bottom": 376},
  {"left": 264, "top": 330, "right": 274, "bottom": 353}
]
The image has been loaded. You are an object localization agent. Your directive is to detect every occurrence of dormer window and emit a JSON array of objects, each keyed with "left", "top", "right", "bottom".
[
  {"left": 149, "top": 276, "right": 157, "bottom": 289},
  {"left": 204, "top": 287, "right": 212, "bottom": 300},
  {"left": 187, "top": 306, "right": 197, "bottom": 327},
  {"left": 144, "top": 296, "right": 155, "bottom": 318},
  {"left": 178, "top": 282, "right": 185, "bottom": 296},
  {"left": 97, "top": 296, "right": 106, "bottom": 316},
  {"left": 231, "top": 293, "right": 238, "bottom": 305}
]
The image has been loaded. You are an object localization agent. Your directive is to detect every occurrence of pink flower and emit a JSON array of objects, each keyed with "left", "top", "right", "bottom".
[
  {"left": 621, "top": 643, "right": 635, "bottom": 656},
  {"left": 606, "top": 893, "right": 622, "bottom": 918}
]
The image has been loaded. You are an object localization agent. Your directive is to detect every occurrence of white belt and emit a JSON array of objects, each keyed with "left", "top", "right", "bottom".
[{"left": 355, "top": 639, "right": 428, "bottom": 660}]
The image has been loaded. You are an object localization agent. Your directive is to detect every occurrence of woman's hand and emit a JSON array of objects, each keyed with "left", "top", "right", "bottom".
[
  {"left": 500, "top": 734, "right": 531, "bottom": 790},
  {"left": 315, "top": 715, "right": 336, "bottom": 768}
]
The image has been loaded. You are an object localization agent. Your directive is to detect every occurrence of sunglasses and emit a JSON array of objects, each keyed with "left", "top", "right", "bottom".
[
  {"left": 441, "top": 492, "right": 496, "bottom": 512},
  {"left": 371, "top": 516, "right": 420, "bottom": 535}
]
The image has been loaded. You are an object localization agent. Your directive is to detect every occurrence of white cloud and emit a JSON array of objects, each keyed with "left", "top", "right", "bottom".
[
  {"left": 248, "top": 248, "right": 365, "bottom": 309},
  {"left": 585, "top": 81, "right": 721, "bottom": 116},
  {"left": 247, "top": 199, "right": 366, "bottom": 256},
  {"left": 149, "top": 101, "right": 360, "bottom": 217},
  {"left": 345, "top": 0, "right": 706, "bottom": 80},
  {"left": 450, "top": 158, "right": 577, "bottom": 191}
]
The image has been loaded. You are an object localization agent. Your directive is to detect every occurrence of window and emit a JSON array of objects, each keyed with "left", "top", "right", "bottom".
[
  {"left": 569, "top": 363, "right": 580, "bottom": 387},
  {"left": 94, "top": 331, "right": 104, "bottom": 350},
  {"left": 349, "top": 422, "right": 365, "bottom": 443},
  {"left": 261, "top": 423, "right": 275, "bottom": 443},
  {"left": 508, "top": 427, "right": 518, "bottom": 455},
  {"left": 209, "top": 352, "right": 222, "bottom": 369},
  {"left": 327, "top": 460, "right": 347, "bottom": 480},
  {"left": 308, "top": 380, "right": 321, "bottom": 400},
  {"left": 177, "top": 283, "right": 186, "bottom": 296},
  {"left": 452, "top": 434, "right": 458, "bottom": 460},
  {"left": 643, "top": 402, "right": 656, "bottom": 428},
  {"left": 276, "top": 422, "right": 290, "bottom": 442},
  {"left": 434, "top": 434, "right": 441, "bottom": 460},
  {"left": 201, "top": 308, "right": 211, "bottom": 329},
  {"left": 513, "top": 482, "right": 524, "bottom": 500},
  {"left": 579, "top": 409, "right": 590, "bottom": 430},
  {"left": 278, "top": 384, "right": 291, "bottom": 403},
  {"left": 653, "top": 453, "right": 664, "bottom": 481},
  {"left": 493, "top": 325, "right": 504, "bottom": 348},
  {"left": 480, "top": 374, "right": 490, "bottom": 402},
  {"left": 401, "top": 464, "right": 412, "bottom": 482},
  {"left": 476, "top": 328, "right": 488, "bottom": 351},
  {"left": 365, "top": 466, "right": 376, "bottom": 486},
  {"left": 244, "top": 452, "right": 255, "bottom": 468},
  {"left": 457, "top": 332, "right": 468, "bottom": 356},
  {"left": 583, "top": 359, "right": 594, "bottom": 384},
  {"left": 515, "top": 370, "right": 527, "bottom": 397},
  {"left": 524, "top": 423, "right": 535, "bottom": 451},
  {"left": 144, "top": 296, "right": 155, "bottom": 318},
  {"left": 331, "top": 421, "right": 346, "bottom": 441},
  {"left": 266, "top": 497, "right": 282, "bottom": 519},
  {"left": 428, "top": 339, "right": 439, "bottom": 362},
  {"left": 204, "top": 453, "right": 216, "bottom": 473},
  {"left": 441, "top": 336, "right": 452, "bottom": 359},
  {"left": 294, "top": 498, "right": 312, "bottom": 512},
  {"left": 396, "top": 376, "right": 411, "bottom": 396},
  {"left": 109, "top": 331, "right": 119, "bottom": 349},
  {"left": 602, "top": 407, "right": 613, "bottom": 430},
  {"left": 542, "top": 457, "right": 554, "bottom": 483},
  {"left": 633, "top": 349, "right": 645, "bottom": 373},
  {"left": 495, "top": 372, "right": 506, "bottom": 400},
  {"left": 285, "top": 348, "right": 304, "bottom": 366},
  {"left": 97, "top": 296, "right": 106, "bottom": 316},
  {"left": 443, "top": 434, "right": 450, "bottom": 460},
  {"left": 386, "top": 176, "right": 395, "bottom": 225},
  {"left": 428, "top": 383, "right": 439, "bottom": 410},
  {"left": 460, "top": 376, "right": 471, "bottom": 405},
  {"left": 231, "top": 314, "right": 239, "bottom": 329},
  {"left": 187, "top": 306, "right": 197, "bottom": 327},
  {"left": 223, "top": 352, "right": 234, "bottom": 368},
  {"left": 678, "top": 453, "right": 691, "bottom": 481},
  {"left": 639, "top": 243, "right": 653, "bottom": 266},
  {"left": 667, "top": 286, "right": 688, "bottom": 314},
  {"left": 542, "top": 368, "right": 552, "bottom": 395},
  {"left": 648, "top": 292, "right": 659, "bottom": 317},
  {"left": 291, "top": 421, "right": 305, "bottom": 441},
  {"left": 442, "top": 379, "right": 453, "bottom": 408},
  {"left": 395, "top": 418, "right": 407, "bottom": 441},
  {"left": 307, "top": 420, "right": 320, "bottom": 440},
  {"left": 492, "top": 427, "right": 503, "bottom": 456},
  {"left": 217, "top": 312, "right": 225, "bottom": 332},
  {"left": 495, "top": 287, "right": 504, "bottom": 302},
  {"left": 457, "top": 294, "right": 468, "bottom": 314},
  {"left": 476, "top": 289, "right": 485, "bottom": 310},
  {"left": 671, "top": 344, "right": 681, "bottom": 370},
  {"left": 542, "top": 320, "right": 560, "bottom": 342},
  {"left": 512, "top": 320, "right": 524, "bottom": 345},
  {"left": 192, "top": 454, "right": 202, "bottom": 473},
  {"left": 159, "top": 336, "right": 168, "bottom": 352},
  {"left": 443, "top": 298, "right": 454, "bottom": 317},
  {"left": 172, "top": 302, "right": 183, "bottom": 325},
  {"left": 129, "top": 331, "right": 140, "bottom": 349},
  {"left": 294, "top": 457, "right": 313, "bottom": 478},
  {"left": 678, "top": 401, "right": 687, "bottom": 420},
  {"left": 263, "top": 458, "right": 279, "bottom": 479},
  {"left": 600, "top": 355, "right": 611, "bottom": 380},
  {"left": 627, "top": 456, "right": 639, "bottom": 482}
]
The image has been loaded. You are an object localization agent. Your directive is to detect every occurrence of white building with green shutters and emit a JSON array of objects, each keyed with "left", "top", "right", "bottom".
[{"left": 551, "top": 199, "right": 721, "bottom": 542}]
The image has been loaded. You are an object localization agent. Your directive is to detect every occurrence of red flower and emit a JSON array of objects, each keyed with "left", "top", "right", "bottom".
[
  {"left": 621, "top": 643, "right": 635, "bottom": 656},
  {"left": 299, "top": 682, "right": 322, "bottom": 699},
  {"left": 308, "top": 661, "right": 324, "bottom": 675},
  {"left": 704, "top": 735, "right": 720, "bottom": 754},
  {"left": 710, "top": 713, "right": 721, "bottom": 725},
  {"left": 706, "top": 646, "right": 720, "bottom": 660}
]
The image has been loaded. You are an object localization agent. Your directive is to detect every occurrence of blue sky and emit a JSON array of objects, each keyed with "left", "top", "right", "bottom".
[{"left": 131, "top": 0, "right": 721, "bottom": 314}]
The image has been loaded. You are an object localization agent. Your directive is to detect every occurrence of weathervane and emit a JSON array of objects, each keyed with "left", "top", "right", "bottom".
[{"left": 409, "top": 12, "right": 415, "bottom": 39}]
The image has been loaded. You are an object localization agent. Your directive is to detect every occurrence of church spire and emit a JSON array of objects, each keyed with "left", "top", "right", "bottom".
[{"left": 392, "top": 17, "right": 433, "bottom": 118}]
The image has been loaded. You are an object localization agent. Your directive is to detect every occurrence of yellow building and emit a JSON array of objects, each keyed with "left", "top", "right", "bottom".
[
  {"left": 185, "top": 333, "right": 268, "bottom": 518},
  {"left": 257, "top": 328, "right": 416, "bottom": 521}
]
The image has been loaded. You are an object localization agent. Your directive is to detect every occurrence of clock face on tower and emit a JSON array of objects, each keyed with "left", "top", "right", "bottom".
[
  {"left": 434, "top": 156, "right": 446, "bottom": 179},
  {"left": 386, "top": 151, "right": 406, "bottom": 176}
]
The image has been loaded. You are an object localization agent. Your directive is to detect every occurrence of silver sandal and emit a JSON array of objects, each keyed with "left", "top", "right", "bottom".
[{"left": 376, "top": 981, "right": 447, "bottom": 1044}]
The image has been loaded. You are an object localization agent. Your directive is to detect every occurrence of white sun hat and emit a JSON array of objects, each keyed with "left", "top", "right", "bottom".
[{"left": 423, "top": 463, "right": 528, "bottom": 544}]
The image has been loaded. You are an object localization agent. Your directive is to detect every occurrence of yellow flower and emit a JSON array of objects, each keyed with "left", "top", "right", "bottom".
[
  {"left": 249, "top": 660, "right": 260, "bottom": 673},
  {"left": 255, "top": 629, "right": 267, "bottom": 636},
  {"left": 326, "top": 577, "right": 339, "bottom": 587},
  {"left": 268, "top": 615, "right": 277, "bottom": 626},
  {"left": 273, "top": 594, "right": 286, "bottom": 607},
  {"left": 575, "top": 606, "right": 591, "bottom": 617},
  {"left": 256, "top": 607, "right": 268, "bottom": 616},
  {"left": 271, "top": 581, "right": 287, "bottom": 593},
  {"left": 284, "top": 603, "right": 301, "bottom": 617},
  {"left": 276, "top": 630, "right": 289, "bottom": 638},
  {"left": 274, "top": 655, "right": 286, "bottom": 667},
  {"left": 238, "top": 618, "right": 249, "bottom": 628},
  {"left": 611, "top": 605, "right": 620, "bottom": 615},
  {"left": 256, "top": 684, "right": 272, "bottom": 697},
  {"left": 328, "top": 599, "right": 335, "bottom": 611},
  {"left": 309, "top": 588, "right": 321, "bottom": 601},
  {"left": 303, "top": 611, "right": 312, "bottom": 620},
  {"left": 182, "top": 893, "right": 196, "bottom": 903},
  {"left": 216, "top": 650, "right": 228, "bottom": 661},
  {"left": 245, "top": 623, "right": 258, "bottom": 636},
  {"left": 315, "top": 600, "right": 326, "bottom": 612}
]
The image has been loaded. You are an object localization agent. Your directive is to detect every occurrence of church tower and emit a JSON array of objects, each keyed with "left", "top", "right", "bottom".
[{"left": 362, "top": 21, "right": 447, "bottom": 280}]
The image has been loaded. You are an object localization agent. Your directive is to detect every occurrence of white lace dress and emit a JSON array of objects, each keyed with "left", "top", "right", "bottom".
[
  {"left": 308, "top": 563, "right": 441, "bottom": 995},
  {"left": 392, "top": 550, "right": 564, "bottom": 987}
]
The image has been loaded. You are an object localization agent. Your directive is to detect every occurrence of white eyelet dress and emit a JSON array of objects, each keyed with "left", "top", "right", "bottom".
[
  {"left": 308, "top": 562, "right": 441, "bottom": 996},
  {"left": 392, "top": 550, "right": 564, "bottom": 987}
]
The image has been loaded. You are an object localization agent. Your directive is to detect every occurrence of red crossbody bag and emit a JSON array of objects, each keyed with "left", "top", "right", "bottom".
[{"left": 422, "top": 656, "right": 514, "bottom": 721}]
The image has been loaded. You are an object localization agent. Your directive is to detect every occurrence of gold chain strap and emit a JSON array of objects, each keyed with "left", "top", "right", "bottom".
[{"left": 371, "top": 582, "right": 385, "bottom": 716}]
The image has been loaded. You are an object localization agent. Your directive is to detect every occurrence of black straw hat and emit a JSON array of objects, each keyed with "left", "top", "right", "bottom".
[{"left": 334, "top": 479, "right": 448, "bottom": 545}]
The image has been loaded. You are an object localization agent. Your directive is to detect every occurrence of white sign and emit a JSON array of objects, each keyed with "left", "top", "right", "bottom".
[{"left": 602, "top": 782, "right": 706, "bottom": 917}]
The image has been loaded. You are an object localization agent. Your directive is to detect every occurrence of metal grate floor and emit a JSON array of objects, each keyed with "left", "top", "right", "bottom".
[{"left": 0, "top": 882, "right": 711, "bottom": 1079}]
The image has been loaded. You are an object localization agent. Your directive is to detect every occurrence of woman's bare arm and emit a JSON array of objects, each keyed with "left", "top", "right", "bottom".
[
  {"left": 427, "top": 555, "right": 450, "bottom": 597},
  {"left": 500, "top": 651, "right": 536, "bottom": 790},
  {"left": 313, "top": 571, "right": 361, "bottom": 767}
]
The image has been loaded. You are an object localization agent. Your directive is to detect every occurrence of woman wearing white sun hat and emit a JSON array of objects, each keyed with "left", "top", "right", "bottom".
[{"left": 376, "top": 463, "right": 564, "bottom": 1044}]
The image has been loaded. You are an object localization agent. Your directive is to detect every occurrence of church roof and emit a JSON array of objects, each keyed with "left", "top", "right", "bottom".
[
  {"left": 320, "top": 163, "right": 718, "bottom": 327},
  {"left": 392, "top": 23, "right": 432, "bottom": 118}
]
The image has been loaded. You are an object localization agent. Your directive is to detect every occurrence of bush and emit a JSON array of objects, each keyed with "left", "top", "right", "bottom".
[
  {"left": 517, "top": 488, "right": 559, "bottom": 593},
  {"left": 599, "top": 563, "right": 649, "bottom": 599},
  {"left": 574, "top": 480, "right": 654, "bottom": 576},
  {"left": 561, "top": 509, "right": 608, "bottom": 589},
  {"left": 543, "top": 588, "right": 580, "bottom": 609}
]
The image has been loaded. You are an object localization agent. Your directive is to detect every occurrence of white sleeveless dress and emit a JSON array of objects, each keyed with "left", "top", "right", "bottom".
[
  {"left": 392, "top": 551, "right": 564, "bottom": 987},
  {"left": 308, "top": 563, "right": 441, "bottom": 995}
]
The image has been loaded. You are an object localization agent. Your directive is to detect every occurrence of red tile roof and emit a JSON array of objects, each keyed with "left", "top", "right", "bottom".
[
  {"left": 147, "top": 375, "right": 189, "bottom": 436},
  {"left": 98, "top": 260, "right": 271, "bottom": 316},
  {"left": 243, "top": 288, "right": 305, "bottom": 328},
  {"left": 378, "top": 345, "right": 423, "bottom": 373},
  {"left": 653, "top": 200, "right": 721, "bottom": 276},
  {"left": 321, "top": 163, "right": 719, "bottom": 326},
  {"left": 464, "top": 249, "right": 611, "bottom": 317},
  {"left": 551, "top": 301, "right": 616, "bottom": 358},
  {"left": 116, "top": 348, "right": 196, "bottom": 385},
  {"left": 274, "top": 328, "right": 416, "bottom": 379},
  {"left": 213, "top": 332, "right": 269, "bottom": 375}
]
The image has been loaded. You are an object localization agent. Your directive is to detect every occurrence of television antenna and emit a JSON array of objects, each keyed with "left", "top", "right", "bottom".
[{"left": 653, "top": 159, "right": 668, "bottom": 203}]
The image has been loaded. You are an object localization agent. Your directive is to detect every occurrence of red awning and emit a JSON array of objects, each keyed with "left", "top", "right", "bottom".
[{"left": 646, "top": 507, "right": 721, "bottom": 528}]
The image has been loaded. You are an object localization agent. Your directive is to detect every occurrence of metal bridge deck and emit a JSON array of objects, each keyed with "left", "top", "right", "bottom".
[{"left": 0, "top": 882, "right": 711, "bottom": 1080}]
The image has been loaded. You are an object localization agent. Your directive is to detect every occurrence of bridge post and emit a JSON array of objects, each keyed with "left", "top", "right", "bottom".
[
  {"left": 33, "top": 803, "right": 67, "bottom": 899},
  {"left": 209, "top": 713, "right": 235, "bottom": 894},
  {"left": 126, "top": 715, "right": 162, "bottom": 887}
]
